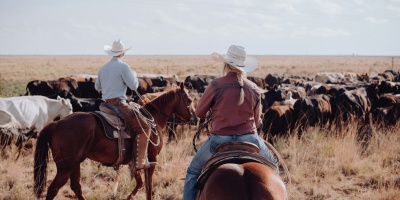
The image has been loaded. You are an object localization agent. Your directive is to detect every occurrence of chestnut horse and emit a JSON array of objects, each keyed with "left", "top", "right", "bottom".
[
  {"left": 196, "top": 162, "right": 288, "bottom": 200},
  {"left": 34, "top": 83, "right": 193, "bottom": 200}
]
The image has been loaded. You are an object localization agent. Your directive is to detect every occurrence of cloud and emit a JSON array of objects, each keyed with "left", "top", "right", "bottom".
[
  {"left": 269, "top": 3, "right": 300, "bottom": 15},
  {"left": 366, "top": 17, "right": 388, "bottom": 24},
  {"left": 291, "top": 27, "right": 308, "bottom": 37},
  {"left": 388, "top": 5, "right": 400, "bottom": 12},
  {"left": 314, "top": 0, "right": 344, "bottom": 15},
  {"left": 310, "top": 28, "right": 351, "bottom": 37}
]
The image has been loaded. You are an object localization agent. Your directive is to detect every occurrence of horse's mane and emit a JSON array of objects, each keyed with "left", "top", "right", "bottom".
[{"left": 146, "top": 87, "right": 180, "bottom": 113}]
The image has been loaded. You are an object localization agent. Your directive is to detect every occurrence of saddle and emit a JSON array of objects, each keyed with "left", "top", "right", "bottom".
[
  {"left": 90, "top": 105, "right": 131, "bottom": 140},
  {"left": 90, "top": 104, "right": 131, "bottom": 169},
  {"left": 195, "top": 142, "right": 277, "bottom": 190}
]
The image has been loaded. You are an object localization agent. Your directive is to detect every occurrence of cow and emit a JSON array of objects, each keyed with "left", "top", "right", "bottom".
[
  {"left": 332, "top": 87, "right": 371, "bottom": 124},
  {"left": 291, "top": 94, "right": 332, "bottom": 137},
  {"left": 374, "top": 93, "right": 400, "bottom": 108},
  {"left": 261, "top": 105, "right": 293, "bottom": 144},
  {"left": 68, "top": 74, "right": 98, "bottom": 82},
  {"left": 76, "top": 78, "right": 101, "bottom": 98},
  {"left": 126, "top": 77, "right": 155, "bottom": 101},
  {"left": 25, "top": 79, "right": 79, "bottom": 97},
  {"left": 184, "top": 75, "right": 216, "bottom": 93},
  {"left": 272, "top": 90, "right": 297, "bottom": 107},
  {"left": 248, "top": 76, "right": 267, "bottom": 89},
  {"left": 332, "top": 84, "right": 379, "bottom": 148},
  {"left": 378, "top": 81, "right": 400, "bottom": 95},
  {"left": 315, "top": 72, "right": 345, "bottom": 84},
  {"left": 371, "top": 104, "right": 400, "bottom": 129},
  {"left": 284, "top": 86, "right": 306, "bottom": 99},
  {"left": 143, "top": 75, "right": 179, "bottom": 88},
  {"left": 24, "top": 80, "right": 54, "bottom": 97},
  {"left": 261, "top": 85, "right": 285, "bottom": 113},
  {"left": 48, "top": 91, "right": 101, "bottom": 112},
  {"left": 0, "top": 96, "right": 73, "bottom": 158},
  {"left": 0, "top": 96, "right": 73, "bottom": 133},
  {"left": 265, "top": 73, "right": 284, "bottom": 87}
]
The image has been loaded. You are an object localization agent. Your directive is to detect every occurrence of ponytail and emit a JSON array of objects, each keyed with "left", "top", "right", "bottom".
[{"left": 223, "top": 63, "right": 246, "bottom": 105}]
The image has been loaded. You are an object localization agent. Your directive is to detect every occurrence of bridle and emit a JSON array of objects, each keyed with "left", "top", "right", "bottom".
[{"left": 178, "top": 90, "right": 192, "bottom": 121}]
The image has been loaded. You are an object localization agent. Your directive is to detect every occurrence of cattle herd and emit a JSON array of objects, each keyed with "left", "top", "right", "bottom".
[{"left": 1, "top": 69, "right": 400, "bottom": 157}]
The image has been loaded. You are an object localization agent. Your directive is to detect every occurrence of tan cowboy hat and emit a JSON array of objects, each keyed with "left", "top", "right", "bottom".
[
  {"left": 211, "top": 45, "right": 258, "bottom": 72},
  {"left": 104, "top": 39, "right": 132, "bottom": 56}
]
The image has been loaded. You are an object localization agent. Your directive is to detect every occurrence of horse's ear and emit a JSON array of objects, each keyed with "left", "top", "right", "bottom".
[{"left": 180, "top": 82, "right": 184, "bottom": 90}]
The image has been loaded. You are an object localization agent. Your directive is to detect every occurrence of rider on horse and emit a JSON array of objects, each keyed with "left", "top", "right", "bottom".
[
  {"left": 183, "top": 45, "right": 279, "bottom": 200},
  {"left": 95, "top": 39, "right": 156, "bottom": 173}
]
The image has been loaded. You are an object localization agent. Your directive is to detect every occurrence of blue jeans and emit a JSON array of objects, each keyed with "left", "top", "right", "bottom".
[{"left": 182, "top": 133, "right": 278, "bottom": 200}]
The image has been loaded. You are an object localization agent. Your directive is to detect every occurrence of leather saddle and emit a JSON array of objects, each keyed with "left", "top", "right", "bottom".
[
  {"left": 90, "top": 104, "right": 131, "bottom": 140},
  {"left": 195, "top": 142, "right": 277, "bottom": 190},
  {"left": 90, "top": 104, "right": 133, "bottom": 169}
]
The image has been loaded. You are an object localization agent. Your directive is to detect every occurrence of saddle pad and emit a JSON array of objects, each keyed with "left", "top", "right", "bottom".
[{"left": 90, "top": 111, "right": 130, "bottom": 139}]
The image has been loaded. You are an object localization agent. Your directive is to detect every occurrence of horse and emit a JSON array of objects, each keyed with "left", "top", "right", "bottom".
[
  {"left": 33, "top": 83, "right": 193, "bottom": 200},
  {"left": 195, "top": 143, "right": 288, "bottom": 200}
]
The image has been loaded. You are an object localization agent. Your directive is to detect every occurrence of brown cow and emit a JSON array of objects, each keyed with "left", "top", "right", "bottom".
[{"left": 247, "top": 76, "right": 267, "bottom": 89}]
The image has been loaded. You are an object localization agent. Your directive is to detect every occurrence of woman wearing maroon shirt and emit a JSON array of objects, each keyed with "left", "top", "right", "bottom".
[{"left": 183, "top": 45, "right": 278, "bottom": 200}]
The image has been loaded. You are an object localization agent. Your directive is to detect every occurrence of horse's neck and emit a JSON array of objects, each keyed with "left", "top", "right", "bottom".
[{"left": 146, "top": 104, "right": 170, "bottom": 131}]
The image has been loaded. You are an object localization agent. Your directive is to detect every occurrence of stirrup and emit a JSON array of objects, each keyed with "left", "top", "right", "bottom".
[{"left": 136, "top": 160, "right": 157, "bottom": 170}]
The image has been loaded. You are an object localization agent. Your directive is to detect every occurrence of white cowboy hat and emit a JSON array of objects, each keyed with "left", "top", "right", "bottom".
[
  {"left": 211, "top": 45, "right": 258, "bottom": 72},
  {"left": 104, "top": 39, "right": 132, "bottom": 56}
]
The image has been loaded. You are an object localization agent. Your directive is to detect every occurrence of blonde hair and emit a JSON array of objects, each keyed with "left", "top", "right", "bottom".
[{"left": 223, "top": 63, "right": 246, "bottom": 105}]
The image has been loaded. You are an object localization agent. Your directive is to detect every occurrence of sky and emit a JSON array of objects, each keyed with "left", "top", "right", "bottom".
[{"left": 0, "top": 0, "right": 399, "bottom": 56}]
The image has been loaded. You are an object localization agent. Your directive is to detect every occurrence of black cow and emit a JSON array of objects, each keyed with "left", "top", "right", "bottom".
[
  {"left": 261, "top": 105, "right": 293, "bottom": 143},
  {"left": 261, "top": 84, "right": 285, "bottom": 113},
  {"left": 25, "top": 79, "right": 79, "bottom": 97},
  {"left": 24, "top": 80, "right": 54, "bottom": 96},
  {"left": 265, "top": 73, "right": 284, "bottom": 87},
  {"left": 291, "top": 94, "right": 332, "bottom": 137},
  {"left": 184, "top": 75, "right": 216, "bottom": 93},
  {"left": 48, "top": 91, "right": 101, "bottom": 112},
  {"left": 76, "top": 78, "right": 101, "bottom": 98}
]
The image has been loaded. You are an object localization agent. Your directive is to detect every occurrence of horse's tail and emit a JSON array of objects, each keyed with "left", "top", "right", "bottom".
[{"left": 33, "top": 121, "right": 57, "bottom": 198}]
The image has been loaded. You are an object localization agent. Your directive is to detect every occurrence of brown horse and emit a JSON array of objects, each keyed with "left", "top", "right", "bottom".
[
  {"left": 34, "top": 83, "right": 193, "bottom": 200},
  {"left": 196, "top": 162, "right": 288, "bottom": 200}
]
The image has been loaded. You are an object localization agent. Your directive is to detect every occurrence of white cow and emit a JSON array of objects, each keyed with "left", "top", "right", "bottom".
[
  {"left": 0, "top": 95, "right": 73, "bottom": 133},
  {"left": 315, "top": 72, "right": 345, "bottom": 83}
]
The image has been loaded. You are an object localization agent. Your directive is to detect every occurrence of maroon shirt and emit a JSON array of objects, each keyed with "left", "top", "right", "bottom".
[{"left": 195, "top": 72, "right": 261, "bottom": 136}]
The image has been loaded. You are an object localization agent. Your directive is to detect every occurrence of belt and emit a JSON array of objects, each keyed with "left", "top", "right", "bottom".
[
  {"left": 212, "top": 132, "right": 256, "bottom": 137},
  {"left": 103, "top": 97, "right": 122, "bottom": 105}
]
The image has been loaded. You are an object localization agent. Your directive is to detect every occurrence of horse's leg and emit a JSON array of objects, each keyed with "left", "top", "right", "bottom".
[
  {"left": 127, "top": 170, "right": 143, "bottom": 200},
  {"left": 46, "top": 170, "right": 71, "bottom": 200},
  {"left": 70, "top": 166, "right": 85, "bottom": 200},
  {"left": 145, "top": 166, "right": 156, "bottom": 200}
]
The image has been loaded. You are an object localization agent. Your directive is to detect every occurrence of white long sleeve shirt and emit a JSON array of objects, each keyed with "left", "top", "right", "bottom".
[{"left": 95, "top": 57, "right": 139, "bottom": 100}]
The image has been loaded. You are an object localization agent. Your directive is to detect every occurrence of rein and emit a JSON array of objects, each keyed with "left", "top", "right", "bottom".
[{"left": 193, "top": 111, "right": 212, "bottom": 152}]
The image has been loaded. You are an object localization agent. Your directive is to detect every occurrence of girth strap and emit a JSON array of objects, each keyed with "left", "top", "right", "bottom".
[{"left": 90, "top": 112, "right": 127, "bottom": 170}]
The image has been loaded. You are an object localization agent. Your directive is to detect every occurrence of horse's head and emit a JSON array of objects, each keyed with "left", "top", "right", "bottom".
[
  {"left": 147, "top": 82, "right": 194, "bottom": 123},
  {"left": 174, "top": 82, "right": 194, "bottom": 122}
]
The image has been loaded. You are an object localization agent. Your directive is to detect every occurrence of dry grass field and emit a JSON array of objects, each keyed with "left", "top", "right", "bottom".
[{"left": 0, "top": 55, "right": 400, "bottom": 200}]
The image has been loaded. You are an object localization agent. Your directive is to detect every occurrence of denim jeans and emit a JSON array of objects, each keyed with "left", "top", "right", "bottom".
[{"left": 182, "top": 133, "right": 278, "bottom": 200}]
